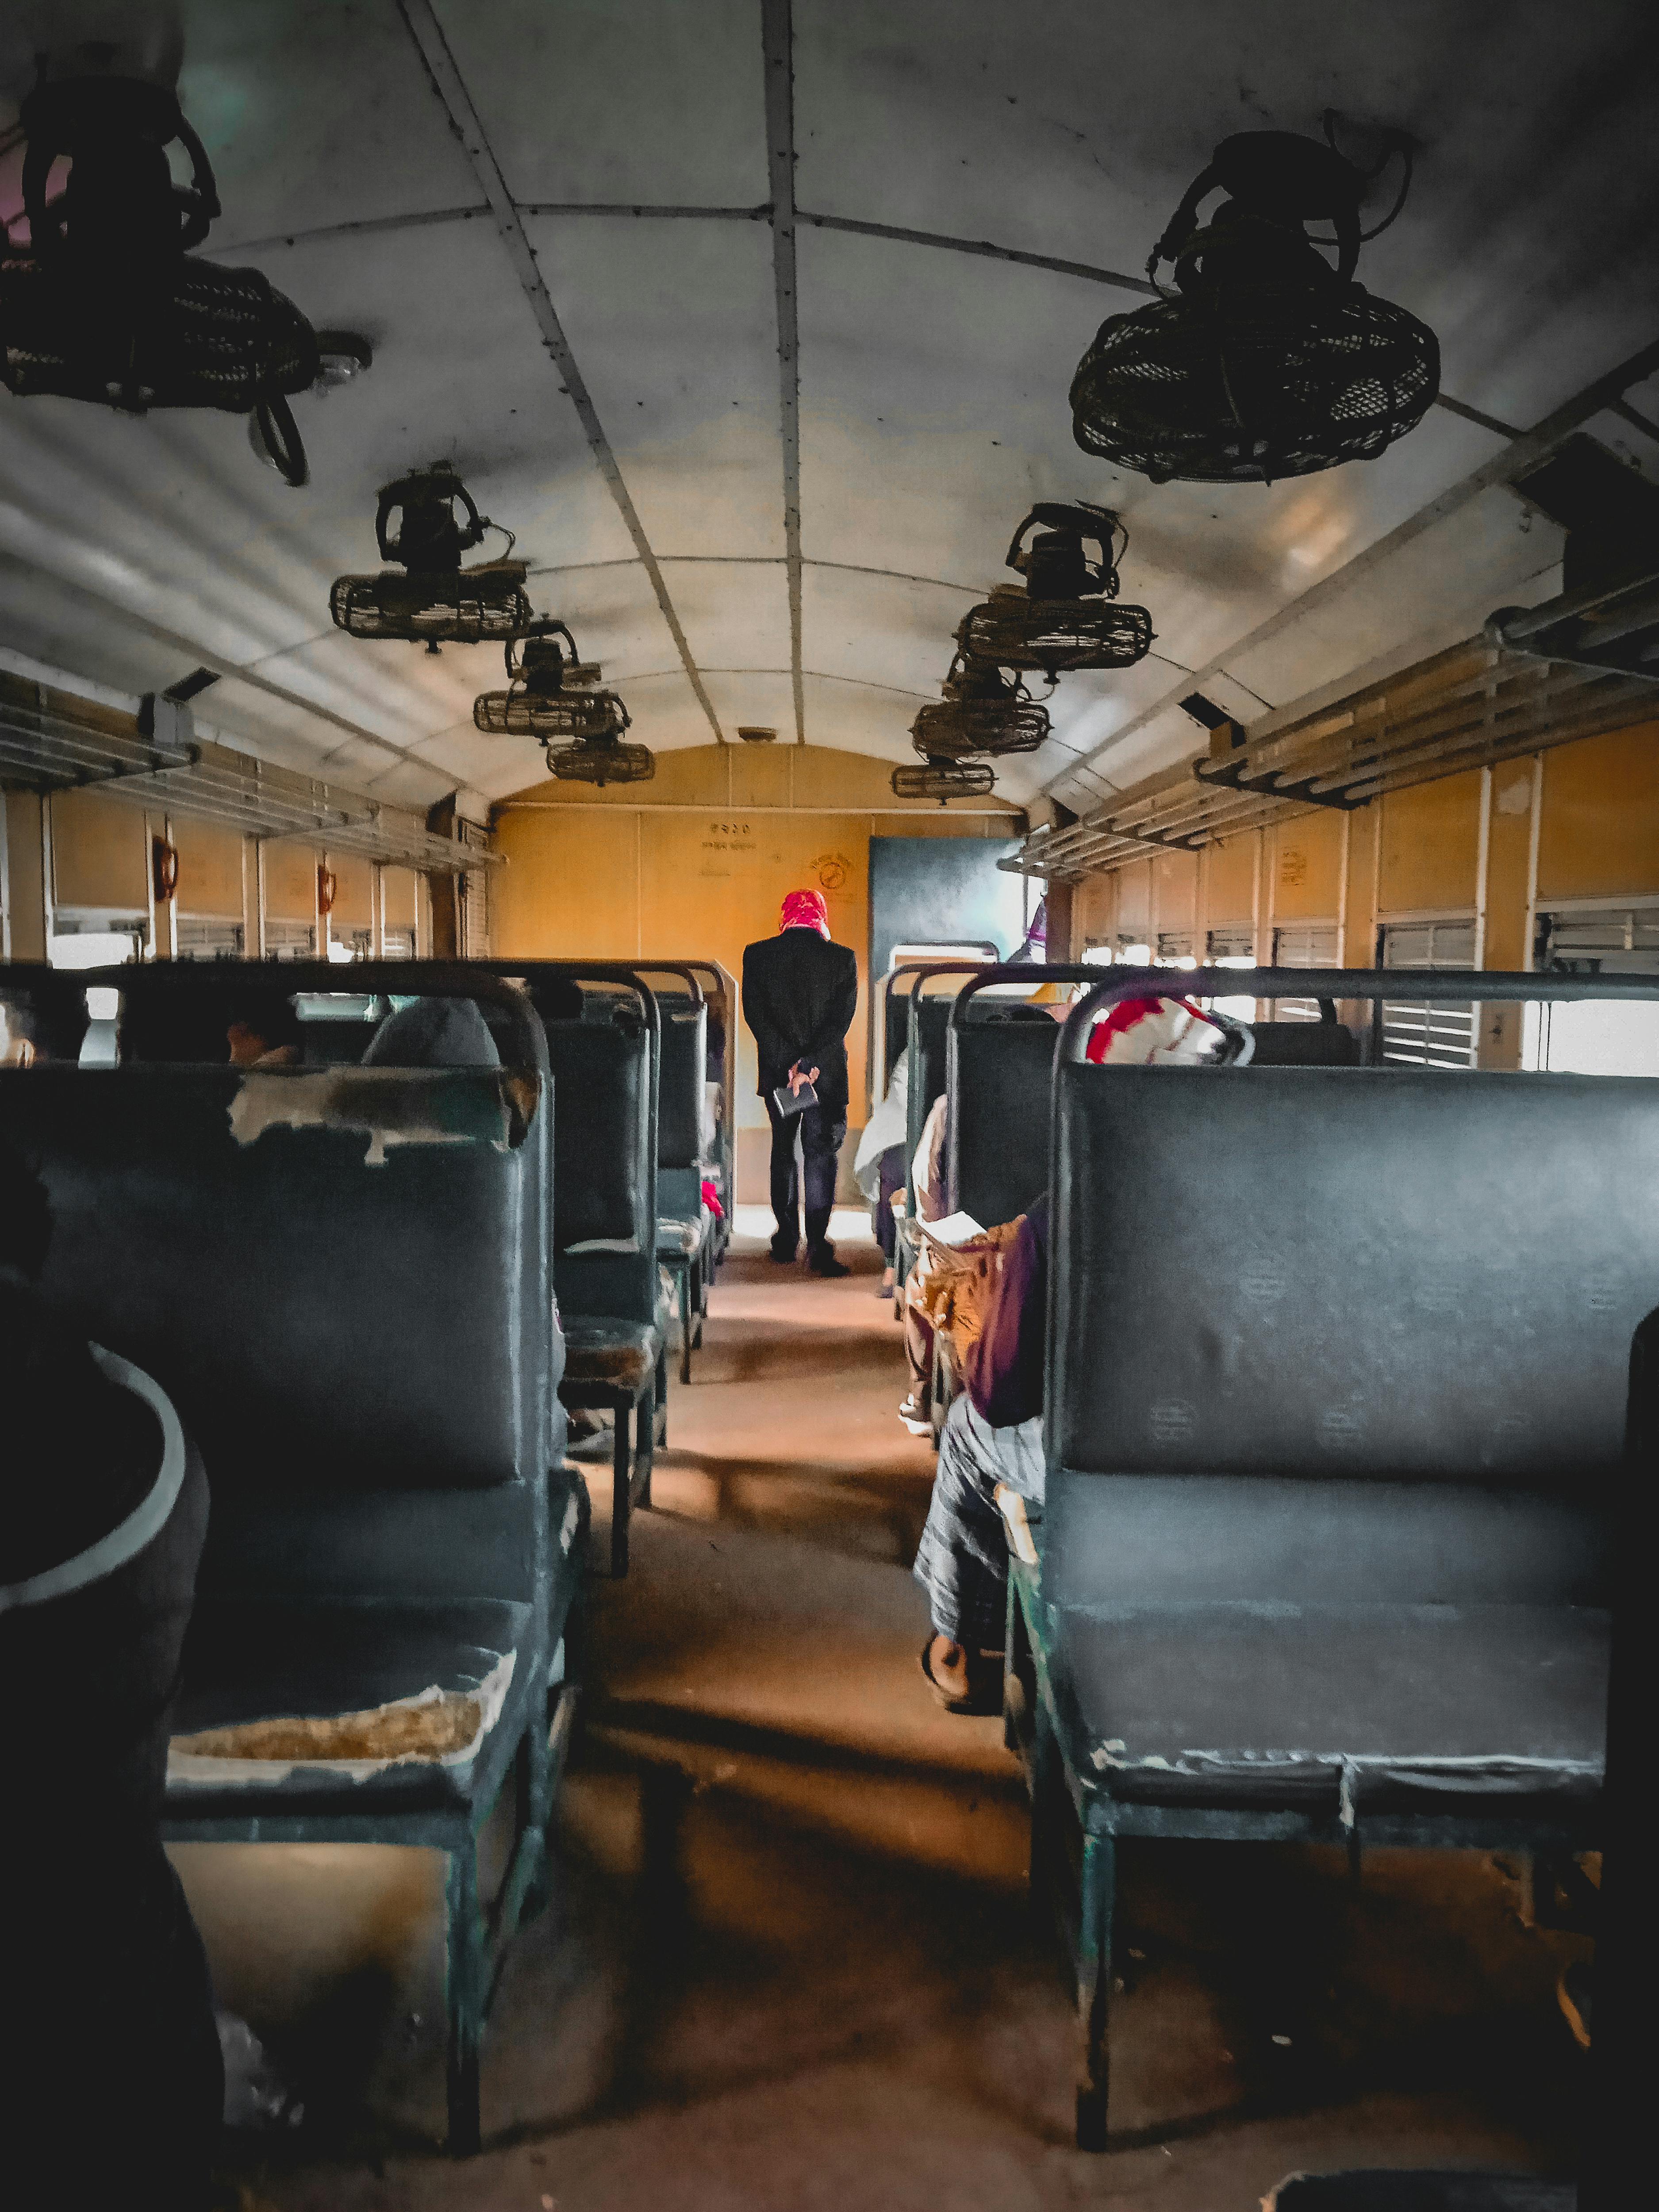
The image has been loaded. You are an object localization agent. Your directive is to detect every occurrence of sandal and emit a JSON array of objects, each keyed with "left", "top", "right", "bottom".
[{"left": 919, "top": 1639, "right": 1004, "bottom": 1717}]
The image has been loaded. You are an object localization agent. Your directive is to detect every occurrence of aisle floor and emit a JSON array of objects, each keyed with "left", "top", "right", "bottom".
[{"left": 203, "top": 1212, "right": 1588, "bottom": 2209}]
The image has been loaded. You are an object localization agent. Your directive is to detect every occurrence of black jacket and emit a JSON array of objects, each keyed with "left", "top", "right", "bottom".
[{"left": 742, "top": 928, "right": 859, "bottom": 1116}]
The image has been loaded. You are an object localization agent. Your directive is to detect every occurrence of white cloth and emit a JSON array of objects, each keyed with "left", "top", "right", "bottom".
[{"left": 853, "top": 1048, "right": 909, "bottom": 1201}]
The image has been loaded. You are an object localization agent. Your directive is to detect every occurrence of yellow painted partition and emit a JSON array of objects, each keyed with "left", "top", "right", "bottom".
[{"left": 491, "top": 741, "right": 1024, "bottom": 1198}]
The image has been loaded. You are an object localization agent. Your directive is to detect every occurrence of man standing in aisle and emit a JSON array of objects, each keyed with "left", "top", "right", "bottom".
[{"left": 742, "top": 888, "right": 860, "bottom": 1276}]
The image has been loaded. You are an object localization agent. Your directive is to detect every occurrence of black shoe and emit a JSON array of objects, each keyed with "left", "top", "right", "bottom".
[
  {"left": 807, "top": 1245, "right": 850, "bottom": 1278},
  {"left": 769, "top": 1234, "right": 799, "bottom": 1263}
]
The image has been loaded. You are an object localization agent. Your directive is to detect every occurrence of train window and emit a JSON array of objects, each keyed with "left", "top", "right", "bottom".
[
  {"left": 1378, "top": 920, "right": 1479, "bottom": 1068},
  {"left": 264, "top": 919, "right": 317, "bottom": 960},
  {"left": 1271, "top": 924, "right": 1340, "bottom": 1022},
  {"left": 78, "top": 986, "right": 122, "bottom": 1067},
  {"left": 175, "top": 917, "right": 245, "bottom": 960},
  {"left": 1524, "top": 902, "right": 1659, "bottom": 1075},
  {"left": 46, "top": 916, "right": 146, "bottom": 968}
]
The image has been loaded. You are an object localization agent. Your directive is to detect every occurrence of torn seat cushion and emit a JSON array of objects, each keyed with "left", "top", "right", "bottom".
[
  {"left": 1055, "top": 1601, "right": 1608, "bottom": 1820},
  {"left": 655, "top": 1216, "right": 703, "bottom": 1260},
  {"left": 165, "top": 1595, "right": 534, "bottom": 1813},
  {"left": 560, "top": 1317, "right": 662, "bottom": 1395}
]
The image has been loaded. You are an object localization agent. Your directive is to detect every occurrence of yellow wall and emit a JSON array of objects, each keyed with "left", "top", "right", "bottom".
[
  {"left": 50, "top": 787, "right": 150, "bottom": 912},
  {"left": 2, "top": 791, "right": 48, "bottom": 960},
  {"left": 173, "top": 816, "right": 244, "bottom": 917},
  {"left": 330, "top": 853, "right": 374, "bottom": 931},
  {"left": 492, "top": 741, "right": 1023, "bottom": 1182},
  {"left": 265, "top": 841, "right": 319, "bottom": 922},
  {"left": 1536, "top": 722, "right": 1659, "bottom": 901}
]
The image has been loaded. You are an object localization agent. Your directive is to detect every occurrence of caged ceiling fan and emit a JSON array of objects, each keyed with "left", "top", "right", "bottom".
[
  {"left": 909, "top": 654, "right": 1052, "bottom": 762},
  {"left": 0, "top": 47, "right": 357, "bottom": 487},
  {"left": 959, "top": 502, "right": 1153, "bottom": 680},
  {"left": 1068, "top": 120, "right": 1439, "bottom": 485},
  {"left": 544, "top": 730, "right": 656, "bottom": 786},
  {"left": 472, "top": 621, "right": 630, "bottom": 743},
  {"left": 889, "top": 757, "right": 997, "bottom": 803},
  {"left": 330, "top": 463, "right": 533, "bottom": 650}
]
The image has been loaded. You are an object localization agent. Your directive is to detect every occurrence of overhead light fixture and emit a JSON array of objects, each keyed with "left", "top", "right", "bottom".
[
  {"left": 737, "top": 725, "right": 778, "bottom": 743},
  {"left": 909, "top": 656, "right": 1051, "bottom": 761},
  {"left": 545, "top": 733, "right": 656, "bottom": 786},
  {"left": 330, "top": 462, "right": 532, "bottom": 650},
  {"left": 0, "top": 52, "right": 328, "bottom": 487},
  {"left": 959, "top": 502, "right": 1154, "bottom": 679},
  {"left": 890, "top": 759, "right": 997, "bottom": 803},
  {"left": 1068, "top": 120, "right": 1438, "bottom": 484},
  {"left": 472, "top": 620, "right": 631, "bottom": 744}
]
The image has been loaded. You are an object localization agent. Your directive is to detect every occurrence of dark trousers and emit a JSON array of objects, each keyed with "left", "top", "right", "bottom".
[
  {"left": 876, "top": 1143, "right": 906, "bottom": 1263},
  {"left": 765, "top": 1093, "right": 846, "bottom": 1252}
]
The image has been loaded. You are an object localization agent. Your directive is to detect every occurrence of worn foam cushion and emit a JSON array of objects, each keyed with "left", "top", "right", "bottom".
[
  {"left": 656, "top": 1216, "right": 703, "bottom": 1259},
  {"left": 165, "top": 1596, "right": 534, "bottom": 1811},
  {"left": 1055, "top": 1600, "right": 1607, "bottom": 1816},
  {"left": 561, "top": 1317, "right": 662, "bottom": 1394}
]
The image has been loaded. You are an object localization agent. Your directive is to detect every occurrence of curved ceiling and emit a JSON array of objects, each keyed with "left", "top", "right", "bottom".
[{"left": 2, "top": 1, "right": 1657, "bottom": 814}]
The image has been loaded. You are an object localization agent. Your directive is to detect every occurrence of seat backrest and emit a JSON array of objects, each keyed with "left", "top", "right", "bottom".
[
  {"left": 655, "top": 995, "right": 709, "bottom": 1215},
  {"left": 541, "top": 1010, "right": 658, "bottom": 1324},
  {"left": 1043, "top": 1064, "right": 1659, "bottom": 1611},
  {"left": 1247, "top": 1019, "right": 1360, "bottom": 1067},
  {"left": 947, "top": 1011, "right": 1058, "bottom": 1227},
  {"left": 4, "top": 1062, "right": 553, "bottom": 1606},
  {"left": 905, "top": 995, "right": 956, "bottom": 1167}
]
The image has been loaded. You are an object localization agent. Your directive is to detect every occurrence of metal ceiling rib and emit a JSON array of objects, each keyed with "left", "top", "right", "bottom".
[
  {"left": 761, "top": 0, "right": 806, "bottom": 745},
  {"left": 394, "top": 0, "right": 727, "bottom": 744},
  {"left": 0, "top": 693, "right": 494, "bottom": 872}
]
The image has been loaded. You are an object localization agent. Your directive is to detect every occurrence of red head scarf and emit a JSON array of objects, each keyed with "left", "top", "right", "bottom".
[{"left": 780, "top": 888, "right": 830, "bottom": 937}]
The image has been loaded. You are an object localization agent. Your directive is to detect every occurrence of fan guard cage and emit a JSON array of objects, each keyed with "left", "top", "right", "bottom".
[
  {"left": 1, "top": 252, "right": 319, "bottom": 415},
  {"left": 547, "top": 738, "right": 656, "bottom": 786},
  {"left": 1071, "top": 285, "right": 1438, "bottom": 486},
  {"left": 474, "top": 687, "right": 626, "bottom": 741},
  {"left": 910, "top": 696, "right": 1050, "bottom": 760},
  {"left": 330, "top": 561, "right": 533, "bottom": 644},
  {"left": 891, "top": 760, "right": 996, "bottom": 801},
  {"left": 960, "top": 593, "right": 1153, "bottom": 677}
]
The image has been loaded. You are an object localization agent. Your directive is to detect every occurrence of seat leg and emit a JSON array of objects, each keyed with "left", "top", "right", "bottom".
[
  {"left": 677, "top": 1262, "right": 693, "bottom": 1384},
  {"left": 1075, "top": 1826, "right": 1115, "bottom": 2152},
  {"left": 611, "top": 1402, "right": 631, "bottom": 1577},
  {"left": 634, "top": 1382, "right": 655, "bottom": 1509},
  {"left": 445, "top": 1835, "right": 485, "bottom": 2156},
  {"left": 654, "top": 1346, "right": 669, "bottom": 1446}
]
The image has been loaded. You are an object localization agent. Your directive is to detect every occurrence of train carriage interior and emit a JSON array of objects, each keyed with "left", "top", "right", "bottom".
[{"left": 2, "top": 4, "right": 1655, "bottom": 2208}]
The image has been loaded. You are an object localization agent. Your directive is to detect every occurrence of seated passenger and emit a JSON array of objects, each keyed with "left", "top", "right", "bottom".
[
  {"left": 1, "top": 993, "right": 37, "bottom": 1067},
  {"left": 0, "top": 1141, "right": 222, "bottom": 2204},
  {"left": 913, "top": 995, "right": 1226, "bottom": 1711},
  {"left": 361, "top": 995, "right": 501, "bottom": 1067},
  {"left": 853, "top": 1046, "right": 909, "bottom": 1299},
  {"left": 225, "top": 987, "right": 303, "bottom": 1068}
]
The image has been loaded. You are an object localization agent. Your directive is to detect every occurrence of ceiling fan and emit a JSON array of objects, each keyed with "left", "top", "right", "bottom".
[
  {"left": 0, "top": 42, "right": 364, "bottom": 487},
  {"left": 1069, "top": 121, "right": 1438, "bottom": 484},
  {"left": 959, "top": 502, "right": 1154, "bottom": 680},
  {"left": 330, "top": 462, "right": 533, "bottom": 650}
]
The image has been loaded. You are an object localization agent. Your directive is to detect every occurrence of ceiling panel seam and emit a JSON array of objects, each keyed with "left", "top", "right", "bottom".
[
  {"left": 395, "top": 0, "right": 726, "bottom": 743},
  {"left": 1037, "top": 330, "right": 1659, "bottom": 800},
  {"left": 209, "top": 202, "right": 768, "bottom": 258},
  {"left": 761, "top": 0, "right": 806, "bottom": 744}
]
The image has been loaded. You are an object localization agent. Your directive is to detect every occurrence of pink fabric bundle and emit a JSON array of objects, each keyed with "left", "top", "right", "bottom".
[
  {"left": 1086, "top": 995, "right": 1225, "bottom": 1064},
  {"left": 779, "top": 888, "right": 830, "bottom": 937}
]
